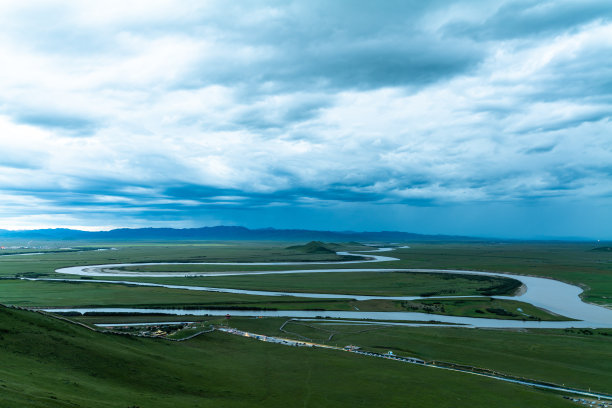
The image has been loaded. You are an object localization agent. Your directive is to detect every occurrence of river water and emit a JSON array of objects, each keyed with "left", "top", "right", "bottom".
[{"left": 46, "top": 247, "right": 612, "bottom": 329}]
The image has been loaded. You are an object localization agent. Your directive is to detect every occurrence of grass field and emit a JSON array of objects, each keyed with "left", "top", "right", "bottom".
[
  {"left": 0, "top": 279, "right": 565, "bottom": 320},
  {"left": 0, "top": 241, "right": 596, "bottom": 322},
  {"left": 381, "top": 243, "right": 612, "bottom": 306},
  {"left": 1, "top": 240, "right": 610, "bottom": 406},
  {"left": 14, "top": 241, "right": 604, "bottom": 306},
  {"left": 2, "top": 241, "right": 610, "bottom": 308},
  {"left": 0, "top": 242, "right": 365, "bottom": 279},
  {"left": 0, "top": 243, "right": 371, "bottom": 297},
  {"left": 130, "top": 271, "right": 522, "bottom": 297},
  {"left": 225, "top": 316, "right": 612, "bottom": 394},
  {"left": 0, "top": 306, "right": 575, "bottom": 407},
  {"left": 0, "top": 279, "right": 354, "bottom": 310}
]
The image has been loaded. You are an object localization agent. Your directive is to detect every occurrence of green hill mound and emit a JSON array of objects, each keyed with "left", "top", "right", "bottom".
[{"left": 285, "top": 241, "right": 337, "bottom": 254}]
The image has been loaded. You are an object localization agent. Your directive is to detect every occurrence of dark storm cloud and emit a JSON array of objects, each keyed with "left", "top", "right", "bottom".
[
  {"left": 171, "top": 0, "right": 485, "bottom": 92},
  {"left": 274, "top": 36, "right": 481, "bottom": 90},
  {"left": 162, "top": 184, "right": 385, "bottom": 207},
  {"left": 444, "top": 0, "right": 612, "bottom": 40},
  {"left": 0, "top": 1, "right": 611, "bottom": 238}
]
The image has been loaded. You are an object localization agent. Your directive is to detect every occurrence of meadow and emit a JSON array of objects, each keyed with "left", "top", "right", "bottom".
[
  {"left": 0, "top": 279, "right": 561, "bottom": 320},
  {"left": 0, "top": 239, "right": 611, "bottom": 406},
  {"left": 132, "top": 271, "right": 522, "bottom": 297},
  {"left": 0, "top": 305, "right": 576, "bottom": 408},
  {"left": 381, "top": 243, "right": 612, "bottom": 306},
  {"left": 224, "top": 316, "right": 612, "bottom": 394},
  {"left": 40, "top": 241, "right": 610, "bottom": 307}
]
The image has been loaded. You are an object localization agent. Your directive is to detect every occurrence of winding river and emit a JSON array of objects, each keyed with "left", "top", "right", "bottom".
[{"left": 45, "top": 247, "right": 612, "bottom": 329}]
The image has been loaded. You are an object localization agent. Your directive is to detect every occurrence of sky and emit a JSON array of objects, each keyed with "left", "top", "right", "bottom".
[{"left": 0, "top": 0, "right": 611, "bottom": 239}]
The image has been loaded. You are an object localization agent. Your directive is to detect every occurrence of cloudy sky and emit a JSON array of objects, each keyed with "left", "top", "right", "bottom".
[{"left": 0, "top": 0, "right": 611, "bottom": 238}]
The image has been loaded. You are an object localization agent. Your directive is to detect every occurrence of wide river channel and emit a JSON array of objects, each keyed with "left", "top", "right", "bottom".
[{"left": 45, "top": 247, "right": 612, "bottom": 329}]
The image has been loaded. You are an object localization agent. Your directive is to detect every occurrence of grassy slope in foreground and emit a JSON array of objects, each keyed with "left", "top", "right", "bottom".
[{"left": 0, "top": 306, "right": 573, "bottom": 408}]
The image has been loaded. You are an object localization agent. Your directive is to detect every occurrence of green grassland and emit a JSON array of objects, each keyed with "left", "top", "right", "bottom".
[
  {"left": 0, "top": 279, "right": 353, "bottom": 310},
  {"left": 380, "top": 243, "right": 612, "bottom": 306},
  {"left": 0, "top": 306, "right": 575, "bottom": 407},
  {"left": 0, "top": 279, "right": 564, "bottom": 320},
  {"left": 72, "top": 241, "right": 612, "bottom": 306},
  {"left": 3, "top": 241, "right": 609, "bottom": 310},
  {"left": 0, "top": 241, "right": 610, "bottom": 406},
  {"left": 225, "top": 316, "right": 612, "bottom": 394},
  {"left": 0, "top": 241, "right": 591, "bottom": 321},
  {"left": 376, "top": 297, "right": 570, "bottom": 321},
  {"left": 0, "top": 241, "right": 366, "bottom": 279},
  {"left": 132, "top": 271, "right": 522, "bottom": 297}
]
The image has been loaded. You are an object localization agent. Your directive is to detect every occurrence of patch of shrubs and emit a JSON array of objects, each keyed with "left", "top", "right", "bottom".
[{"left": 485, "top": 308, "right": 518, "bottom": 317}]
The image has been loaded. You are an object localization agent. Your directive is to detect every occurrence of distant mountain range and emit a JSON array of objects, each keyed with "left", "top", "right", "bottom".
[{"left": 0, "top": 226, "right": 485, "bottom": 242}]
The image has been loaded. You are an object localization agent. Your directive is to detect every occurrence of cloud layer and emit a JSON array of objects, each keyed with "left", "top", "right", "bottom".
[{"left": 0, "top": 0, "right": 611, "bottom": 237}]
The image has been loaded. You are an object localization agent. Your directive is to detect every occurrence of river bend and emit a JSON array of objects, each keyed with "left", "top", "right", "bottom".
[{"left": 48, "top": 247, "right": 612, "bottom": 329}]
